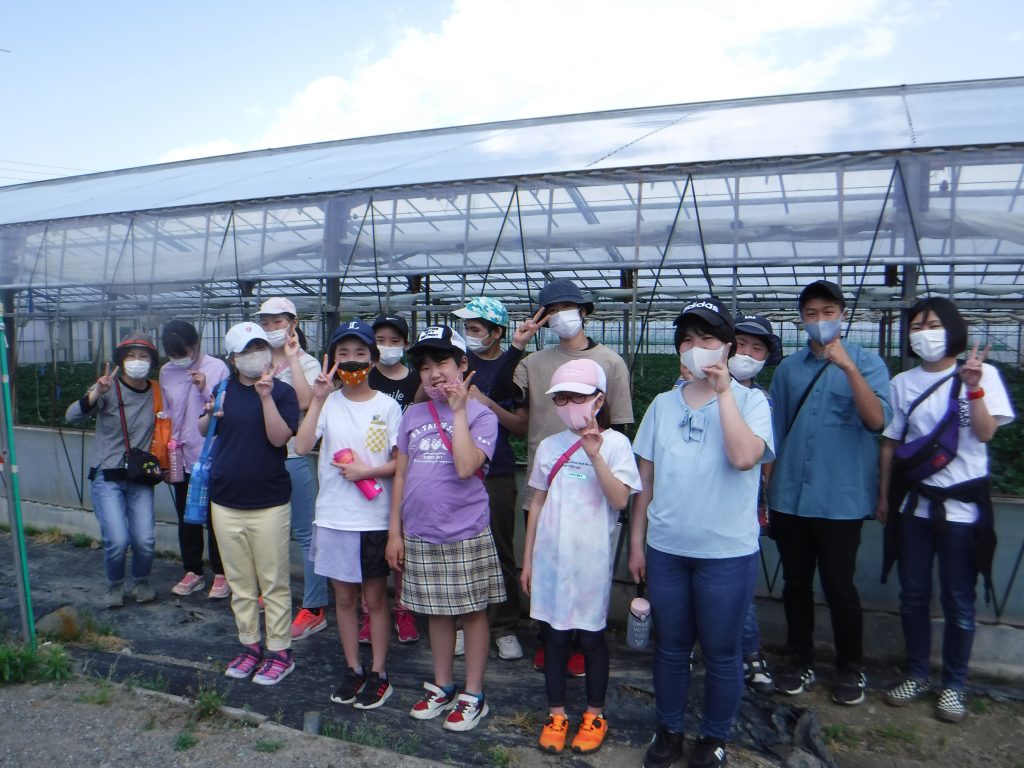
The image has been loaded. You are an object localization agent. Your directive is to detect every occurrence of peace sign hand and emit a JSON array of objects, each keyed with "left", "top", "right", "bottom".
[
  {"left": 512, "top": 307, "right": 548, "bottom": 350},
  {"left": 579, "top": 404, "right": 604, "bottom": 458},
  {"left": 446, "top": 370, "right": 476, "bottom": 412},
  {"left": 284, "top": 330, "right": 301, "bottom": 359},
  {"left": 313, "top": 354, "right": 340, "bottom": 400},
  {"left": 703, "top": 344, "right": 732, "bottom": 394},
  {"left": 95, "top": 363, "right": 118, "bottom": 394},
  {"left": 959, "top": 341, "right": 990, "bottom": 390}
]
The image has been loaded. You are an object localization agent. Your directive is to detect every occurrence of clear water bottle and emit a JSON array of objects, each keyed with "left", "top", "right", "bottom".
[{"left": 167, "top": 439, "right": 184, "bottom": 483}]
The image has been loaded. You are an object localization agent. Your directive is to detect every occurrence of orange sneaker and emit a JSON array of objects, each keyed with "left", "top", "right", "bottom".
[
  {"left": 538, "top": 713, "right": 569, "bottom": 753},
  {"left": 571, "top": 712, "right": 607, "bottom": 754}
]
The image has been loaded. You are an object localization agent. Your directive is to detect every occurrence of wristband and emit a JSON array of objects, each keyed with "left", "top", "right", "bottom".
[{"left": 967, "top": 388, "right": 985, "bottom": 401}]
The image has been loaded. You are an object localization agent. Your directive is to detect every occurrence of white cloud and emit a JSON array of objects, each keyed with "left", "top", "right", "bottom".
[{"left": 160, "top": 0, "right": 902, "bottom": 163}]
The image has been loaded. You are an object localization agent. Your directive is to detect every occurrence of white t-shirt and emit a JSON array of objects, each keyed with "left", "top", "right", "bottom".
[
  {"left": 313, "top": 390, "right": 402, "bottom": 531},
  {"left": 884, "top": 362, "right": 1015, "bottom": 523},
  {"left": 526, "top": 429, "right": 642, "bottom": 631},
  {"left": 274, "top": 350, "right": 322, "bottom": 458}
]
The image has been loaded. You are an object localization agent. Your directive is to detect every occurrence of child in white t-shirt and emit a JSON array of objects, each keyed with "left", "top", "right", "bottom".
[
  {"left": 520, "top": 359, "right": 641, "bottom": 755},
  {"left": 296, "top": 320, "right": 402, "bottom": 712}
]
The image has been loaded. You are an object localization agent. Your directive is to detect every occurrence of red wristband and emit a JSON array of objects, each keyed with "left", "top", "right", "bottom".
[{"left": 967, "top": 388, "right": 985, "bottom": 401}]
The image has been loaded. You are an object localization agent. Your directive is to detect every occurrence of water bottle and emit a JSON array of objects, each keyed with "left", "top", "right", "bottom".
[
  {"left": 333, "top": 448, "right": 383, "bottom": 500},
  {"left": 167, "top": 439, "right": 184, "bottom": 483},
  {"left": 626, "top": 583, "right": 652, "bottom": 650}
]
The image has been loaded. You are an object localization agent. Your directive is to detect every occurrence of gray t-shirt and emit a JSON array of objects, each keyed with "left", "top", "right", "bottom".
[{"left": 66, "top": 380, "right": 156, "bottom": 473}]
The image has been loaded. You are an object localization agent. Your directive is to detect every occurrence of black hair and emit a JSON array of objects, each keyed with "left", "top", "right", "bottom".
[
  {"left": 331, "top": 336, "right": 380, "bottom": 363},
  {"left": 673, "top": 316, "right": 737, "bottom": 358},
  {"left": 465, "top": 317, "right": 505, "bottom": 340},
  {"left": 296, "top": 326, "right": 309, "bottom": 352},
  {"left": 408, "top": 346, "right": 467, "bottom": 371},
  {"left": 907, "top": 297, "right": 968, "bottom": 359},
  {"left": 162, "top": 320, "right": 199, "bottom": 358},
  {"left": 594, "top": 393, "right": 611, "bottom": 430},
  {"left": 374, "top": 321, "right": 408, "bottom": 343}
]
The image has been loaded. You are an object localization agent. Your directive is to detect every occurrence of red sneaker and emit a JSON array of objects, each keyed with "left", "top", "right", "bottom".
[
  {"left": 567, "top": 652, "right": 586, "bottom": 678},
  {"left": 358, "top": 611, "right": 371, "bottom": 645},
  {"left": 533, "top": 647, "right": 545, "bottom": 672},
  {"left": 290, "top": 607, "right": 327, "bottom": 640},
  {"left": 393, "top": 607, "right": 419, "bottom": 643}
]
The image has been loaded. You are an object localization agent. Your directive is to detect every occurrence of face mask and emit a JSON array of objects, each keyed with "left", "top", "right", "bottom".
[
  {"left": 378, "top": 345, "right": 405, "bottom": 366},
  {"left": 805, "top": 318, "right": 842, "bottom": 346},
  {"left": 168, "top": 355, "right": 193, "bottom": 368},
  {"left": 423, "top": 372, "right": 463, "bottom": 401},
  {"left": 123, "top": 360, "right": 151, "bottom": 380},
  {"left": 679, "top": 345, "right": 725, "bottom": 380},
  {"left": 234, "top": 349, "right": 271, "bottom": 379},
  {"left": 264, "top": 328, "right": 289, "bottom": 349},
  {"left": 337, "top": 361, "right": 371, "bottom": 387},
  {"left": 910, "top": 329, "right": 947, "bottom": 363},
  {"left": 546, "top": 309, "right": 583, "bottom": 340},
  {"left": 728, "top": 354, "right": 765, "bottom": 382},
  {"left": 555, "top": 398, "right": 600, "bottom": 431},
  {"left": 465, "top": 334, "right": 491, "bottom": 355}
]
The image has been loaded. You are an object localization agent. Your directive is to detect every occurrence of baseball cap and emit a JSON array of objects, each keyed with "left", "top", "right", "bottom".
[
  {"left": 734, "top": 313, "right": 784, "bottom": 365},
  {"left": 329, "top": 319, "right": 376, "bottom": 350},
  {"left": 452, "top": 297, "right": 509, "bottom": 327},
  {"left": 538, "top": 278, "right": 595, "bottom": 315},
  {"left": 224, "top": 322, "right": 270, "bottom": 354},
  {"left": 545, "top": 359, "right": 608, "bottom": 396},
  {"left": 114, "top": 331, "right": 159, "bottom": 367},
  {"left": 253, "top": 297, "right": 297, "bottom": 317},
  {"left": 798, "top": 280, "right": 846, "bottom": 309},
  {"left": 673, "top": 296, "right": 732, "bottom": 328},
  {"left": 410, "top": 325, "right": 468, "bottom": 355},
  {"left": 372, "top": 314, "right": 410, "bottom": 341}
]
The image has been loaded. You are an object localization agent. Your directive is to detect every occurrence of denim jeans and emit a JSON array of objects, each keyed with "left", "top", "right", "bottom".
[
  {"left": 287, "top": 457, "right": 327, "bottom": 610},
  {"left": 897, "top": 514, "right": 978, "bottom": 692},
  {"left": 91, "top": 476, "right": 155, "bottom": 587},
  {"left": 646, "top": 545, "right": 757, "bottom": 739},
  {"left": 741, "top": 547, "right": 761, "bottom": 656}
]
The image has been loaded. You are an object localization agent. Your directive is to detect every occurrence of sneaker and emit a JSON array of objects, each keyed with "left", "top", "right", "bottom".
[
  {"left": 496, "top": 634, "right": 524, "bottom": 660},
  {"left": 832, "top": 667, "right": 867, "bottom": 706},
  {"left": 443, "top": 692, "right": 489, "bottom": 732},
  {"left": 884, "top": 677, "right": 931, "bottom": 707},
  {"left": 207, "top": 574, "right": 230, "bottom": 599},
  {"left": 252, "top": 649, "right": 295, "bottom": 686},
  {"left": 225, "top": 645, "right": 262, "bottom": 679},
  {"left": 936, "top": 688, "right": 967, "bottom": 723},
  {"left": 409, "top": 681, "right": 457, "bottom": 720},
  {"left": 533, "top": 646, "right": 545, "bottom": 671},
  {"left": 358, "top": 611, "right": 372, "bottom": 645},
  {"left": 393, "top": 608, "right": 419, "bottom": 643},
  {"left": 689, "top": 736, "right": 727, "bottom": 768},
  {"left": 290, "top": 607, "right": 327, "bottom": 640},
  {"left": 453, "top": 629, "right": 465, "bottom": 657},
  {"left": 329, "top": 667, "right": 367, "bottom": 705},
  {"left": 571, "top": 712, "right": 608, "bottom": 754},
  {"left": 105, "top": 583, "right": 124, "bottom": 609},
  {"left": 776, "top": 663, "right": 815, "bottom": 696},
  {"left": 567, "top": 651, "right": 586, "bottom": 678},
  {"left": 353, "top": 671, "right": 393, "bottom": 710},
  {"left": 743, "top": 650, "right": 775, "bottom": 695},
  {"left": 538, "top": 713, "right": 569, "bottom": 753},
  {"left": 172, "top": 571, "right": 206, "bottom": 596},
  {"left": 643, "top": 727, "right": 684, "bottom": 768},
  {"left": 134, "top": 580, "right": 156, "bottom": 604}
]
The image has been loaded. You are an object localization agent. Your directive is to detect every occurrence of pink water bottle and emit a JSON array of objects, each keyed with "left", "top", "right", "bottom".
[
  {"left": 167, "top": 439, "right": 184, "bottom": 483},
  {"left": 333, "top": 448, "right": 383, "bottom": 500}
]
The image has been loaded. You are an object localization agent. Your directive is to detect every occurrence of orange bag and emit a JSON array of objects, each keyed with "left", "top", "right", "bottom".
[{"left": 150, "top": 381, "right": 173, "bottom": 473}]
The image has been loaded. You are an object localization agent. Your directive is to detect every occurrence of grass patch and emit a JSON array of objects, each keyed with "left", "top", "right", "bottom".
[
  {"left": 0, "top": 643, "right": 37, "bottom": 684},
  {"left": 253, "top": 738, "right": 287, "bottom": 753},
  {"left": 69, "top": 533, "right": 94, "bottom": 548},
  {"left": 36, "top": 644, "right": 73, "bottom": 682},
  {"left": 970, "top": 697, "right": 990, "bottom": 715},
  {"left": 134, "top": 672, "right": 169, "bottom": 693},
  {"left": 869, "top": 722, "right": 921, "bottom": 748},
  {"left": 479, "top": 744, "right": 513, "bottom": 767},
  {"left": 502, "top": 710, "right": 538, "bottom": 733},
  {"left": 143, "top": 714, "right": 157, "bottom": 731},
  {"left": 322, "top": 719, "right": 421, "bottom": 755},
  {"left": 174, "top": 730, "right": 198, "bottom": 751},
  {"left": 822, "top": 723, "right": 859, "bottom": 747},
  {"left": 78, "top": 677, "right": 114, "bottom": 705},
  {"left": 32, "top": 526, "right": 68, "bottom": 545},
  {"left": 192, "top": 683, "right": 226, "bottom": 720}
]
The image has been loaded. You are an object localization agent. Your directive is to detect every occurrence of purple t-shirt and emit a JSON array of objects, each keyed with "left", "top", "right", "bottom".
[
  {"left": 158, "top": 353, "right": 230, "bottom": 468},
  {"left": 398, "top": 399, "right": 497, "bottom": 544}
]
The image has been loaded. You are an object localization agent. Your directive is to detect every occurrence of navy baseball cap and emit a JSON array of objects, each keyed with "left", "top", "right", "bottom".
[
  {"left": 798, "top": 280, "right": 846, "bottom": 309},
  {"left": 673, "top": 297, "right": 732, "bottom": 328},
  {"left": 329, "top": 320, "right": 376, "bottom": 349},
  {"left": 734, "top": 313, "right": 783, "bottom": 365},
  {"left": 372, "top": 314, "right": 410, "bottom": 341},
  {"left": 410, "top": 325, "right": 468, "bottom": 355},
  {"left": 538, "top": 278, "right": 595, "bottom": 315}
]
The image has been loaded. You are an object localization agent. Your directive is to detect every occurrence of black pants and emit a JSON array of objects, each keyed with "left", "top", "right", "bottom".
[
  {"left": 772, "top": 511, "right": 863, "bottom": 670},
  {"left": 173, "top": 474, "right": 223, "bottom": 576},
  {"left": 486, "top": 474, "right": 521, "bottom": 636},
  {"left": 541, "top": 622, "right": 608, "bottom": 709}
]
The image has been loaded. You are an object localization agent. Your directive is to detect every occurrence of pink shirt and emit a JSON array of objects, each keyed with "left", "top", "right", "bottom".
[{"left": 158, "top": 354, "right": 230, "bottom": 468}]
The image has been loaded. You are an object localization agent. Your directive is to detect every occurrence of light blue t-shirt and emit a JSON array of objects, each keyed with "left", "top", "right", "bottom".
[{"left": 633, "top": 379, "right": 775, "bottom": 559}]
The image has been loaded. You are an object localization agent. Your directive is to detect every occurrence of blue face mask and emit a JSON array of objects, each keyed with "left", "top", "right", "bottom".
[{"left": 805, "top": 318, "right": 842, "bottom": 346}]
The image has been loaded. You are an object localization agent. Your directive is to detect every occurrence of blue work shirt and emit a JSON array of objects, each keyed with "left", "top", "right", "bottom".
[{"left": 767, "top": 342, "right": 891, "bottom": 520}]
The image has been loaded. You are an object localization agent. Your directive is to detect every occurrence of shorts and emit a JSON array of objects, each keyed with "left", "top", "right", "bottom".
[
  {"left": 312, "top": 526, "right": 389, "bottom": 583},
  {"left": 400, "top": 527, "right": 505, "bottom": 616}
]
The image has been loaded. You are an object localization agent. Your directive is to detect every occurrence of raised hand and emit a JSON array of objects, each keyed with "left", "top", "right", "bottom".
[
  {"left": 512, "top": 307, "right": 548, "bottom": 350},
  {"left": 702, "top": 344, "right": 732, "bottom": 393},
  {"left": 579, "top": 402, "right": 604, "bottom": 458},
  {"left": 959, "top": 341, "right": 990, "bottom": 390},
  {"left": 254, "top": 370, "right": 274, "bottom": 400},
  {"left": 822, "top": 336, "right": 854, "bottom": 372},
  {"left": 95, "top": 362, "right": 118, "bottom": 394},
  {"left": 445, "top": 370, "right": 476, "bottom": 412},
  {"left": 312, "top": 354, "right": 340, "bottom": 400},
  {"left": 190, "top": 370, "right": 207, "bottom": 393},
  {"left": 284, "top": 329, "right": 301, "bottom": 359}
]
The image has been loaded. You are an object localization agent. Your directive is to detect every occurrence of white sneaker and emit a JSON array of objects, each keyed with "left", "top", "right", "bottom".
[
  {"left": 442, "top": 693, "right": 489, "bottom": 732},
  {"left": 496, "top": 634, "right": 523, "bottom": 660},
  {"left": 454, "top": 629, "right": 465, "bottom": 657}
]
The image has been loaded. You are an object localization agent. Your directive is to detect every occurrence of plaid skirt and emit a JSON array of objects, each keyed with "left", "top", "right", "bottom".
[{"left": 401, "top": 527, "right": 506, "bottom": 616}]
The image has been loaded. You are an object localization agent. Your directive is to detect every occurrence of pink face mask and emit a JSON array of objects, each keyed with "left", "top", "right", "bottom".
[
  {"left": 555, "top": 399, "right": 600, "bottom": 431},
  {"left": 423, "top": 373, "right": 463, "bottom": 401}
]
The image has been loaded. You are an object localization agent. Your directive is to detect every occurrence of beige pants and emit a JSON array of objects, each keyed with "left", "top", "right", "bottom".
[{"left": 211, "top": 502, "right": 292, "bottom": 651}]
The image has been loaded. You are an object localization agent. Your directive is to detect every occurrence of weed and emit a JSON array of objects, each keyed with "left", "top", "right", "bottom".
[
  {"left": 143, "top": 715, "right": 157, "bottom": 731},
  {"left": 253, "top": 738, "right": 286, "bottom": 753},
  {"left": 483, "top": 745, "right": 513, "bottom": 767},
  {"left": 322, "top": 720, "right": 421, "bottom": 755},
  {"left": 870, "top": 722, "right": 921, "bottom": 748},
  {"left": 36, "top": 644, "right": 73, "bottom": 682},
  {"left": 970, "top": 697, "right": 990, "bottom": 715},
  {"left": 136, "top": 672, "right": 169, "bottom": 693},
  {"left": 0, "top": 522, "right": 10, "bottom": 533},
  {"left": 78, "top": 678, "right": 113, "bottom": 705},
  {"left": 193, "top": 683, "right": 226, "bottom": 720},
  {"left": 0, "top": 643, "right": 36, "bottom": 684},
  {"left": 822, "top": 723, "right": 858, "bottom": 747},
  {"left": 505, "top": 710, "right": 538, "bottom": 733},
  {"left": 174, "top": 731, "right": 198, "bottom": 751},
  {"left": 22, "top": 525, "right": 41, "bottom": 537},
  {"left": 69, "top": 533, "right": 93, "bottom": 548},
  {"left": 33, "top": 527, "right": 67, "bottom": 545}
]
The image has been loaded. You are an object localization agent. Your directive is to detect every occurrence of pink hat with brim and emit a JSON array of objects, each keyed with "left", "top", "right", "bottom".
[{"left": 545, "top": 358, "right": 607, "bottom": 395}]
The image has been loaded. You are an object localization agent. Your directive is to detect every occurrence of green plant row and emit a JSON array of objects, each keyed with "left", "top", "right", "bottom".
[{"left": 0, "top": 642, "right": 73, "bottom": 685}]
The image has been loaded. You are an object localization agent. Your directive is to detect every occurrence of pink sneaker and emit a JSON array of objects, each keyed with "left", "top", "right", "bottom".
[
  {"left": 358, "top": 611, "right": 372, "bottom": 645},
  {"left": 252, "top": 650, "right": 295, "bottom": 686},
  {"left": 393, "top": 607, "right": 419, "bottom": 643},
  {"left": 172, "top": 571, "right": 205, "bottom": 596},
  {"left": 207, "top": 574, "right": 230, "bottom": 599},
  {"left": 224, "top": 645, "right": 262, "bottom": 679}
]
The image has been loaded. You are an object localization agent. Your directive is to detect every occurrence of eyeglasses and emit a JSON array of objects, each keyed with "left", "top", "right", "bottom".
[{"left": 552, "top": 393, "right": 592, "bottom": 406}]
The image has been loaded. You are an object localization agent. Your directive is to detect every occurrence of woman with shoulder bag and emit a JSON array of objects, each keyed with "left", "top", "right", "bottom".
[
  {"left": 877, "top": 297, "right": 1015, "bottom": 723},
  {"left": 65, "top": 331, "right": 162, "bottom": 609}
]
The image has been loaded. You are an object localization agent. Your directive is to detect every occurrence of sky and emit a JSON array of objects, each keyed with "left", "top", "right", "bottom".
[{"left": 0, "top": 0, "right": 1021, "bottom": 186}]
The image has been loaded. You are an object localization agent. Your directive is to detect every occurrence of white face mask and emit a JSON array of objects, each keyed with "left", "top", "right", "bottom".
[
  {"left": 910, "top": 329, "right": 947, "bottom": 363},
  {"left": 168, "top": 355, "right": 193, "bottom": 368},
  {"left": 679, "top": 345, "right": 726, "bottom": 380},
  {"left": 123, "top": 360, "right": 151, "bottom": 380},
  {"left": 377, "top": 345, "right": 405, "bottom": 366},
  {"left": 234, "top": 349, "right": 272, "bottom": 379},
  {"left": 464, "top": 334, "right": 491, "bottom": 354},
  {"left": 264, "top": 328, "right": 289, "bottom": 349},
  {"left": 546, "top": 309, "right": 583, "bottom": 340},
  {"left": 728, "top": 354, "right": 765, "bottom": 382}
]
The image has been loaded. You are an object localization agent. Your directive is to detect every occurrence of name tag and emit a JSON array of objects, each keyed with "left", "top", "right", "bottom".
[{"left": 566, "top": 471, "right": 587, "bottom": 480}]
